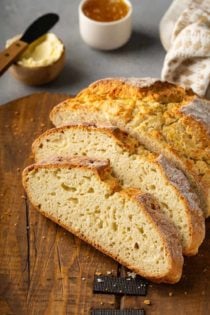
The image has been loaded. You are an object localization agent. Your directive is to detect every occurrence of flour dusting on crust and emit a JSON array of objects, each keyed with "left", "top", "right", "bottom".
[
  {"left": 181, "top": 98, "right": 210, "bottom": 134},
  {"left": 119, "top": 77, "right": 160, "bottom": 88},
  {"left": 92, "top": 77, "right": 160, "bottom": 89},
  {"left": 157, "top": 154, "right": 201, "bottom": 212}
]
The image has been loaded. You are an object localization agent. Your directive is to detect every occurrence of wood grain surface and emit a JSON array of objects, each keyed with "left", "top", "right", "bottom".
[{"left": 0, "top": 93, "right": 209, "bottom": 315}]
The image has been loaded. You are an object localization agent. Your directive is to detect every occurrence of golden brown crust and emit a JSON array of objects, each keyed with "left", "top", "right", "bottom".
[
  {"left": 79, "top": 77, "right": 195, "bottom": 102},
  {"left": 22, "top": 163, "right": 183, "bottom": 284},
  {"left": 50, "top": 78, "right": 210, "bottom": 217}
]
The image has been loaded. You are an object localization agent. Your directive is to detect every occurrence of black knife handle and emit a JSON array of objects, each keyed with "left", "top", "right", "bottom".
[{"left": 0, "top": 40, "right": 28, "bottom": 76}]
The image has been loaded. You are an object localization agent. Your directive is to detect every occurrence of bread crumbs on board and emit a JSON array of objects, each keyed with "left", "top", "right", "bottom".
[{"left": 127, "top": 271, "right": 137, "bottom": 279}]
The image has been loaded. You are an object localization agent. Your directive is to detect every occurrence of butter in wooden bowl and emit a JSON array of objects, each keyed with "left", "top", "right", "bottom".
[
  {"left": 79, "top": 0, "right": 133, "bottom": 50},
  {"left": 6, "top": 33, "right": 65, "bottom": 85}
]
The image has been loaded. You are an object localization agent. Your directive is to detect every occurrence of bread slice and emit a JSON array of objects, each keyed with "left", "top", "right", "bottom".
[
  {"left": 32, "top": 125, "right": 205, "bottom": 256},
  {"left": 22, "top": 156, "right": 183, "bottom": 284},
  {"left": 49, "top": 78, "right": 210, "bottom": 217}
]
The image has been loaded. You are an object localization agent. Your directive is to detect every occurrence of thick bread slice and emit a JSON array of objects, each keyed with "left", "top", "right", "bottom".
[
  {"left": 49, "top": 78, "right": 210, "bottom": 217},
  {"left": 22, "top": 156, "right": 183, "bottom": 284},
  {"left": 32, "top": 125, "right": 205, "bottom": 256}
]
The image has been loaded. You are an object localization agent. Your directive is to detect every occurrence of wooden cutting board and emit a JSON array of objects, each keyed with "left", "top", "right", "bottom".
[{"left": 0, "top": 93, "right": 209, "bottom": 315}]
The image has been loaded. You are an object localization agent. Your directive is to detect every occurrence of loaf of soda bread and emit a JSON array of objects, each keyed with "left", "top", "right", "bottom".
[
  {"left": 32, "top": 125, "right": 205, "bottom": 256},
  {"left": 50, "top": 78, "right": 210, "bottom": 217},
  {"left": 22, "top": 156, "right": 183, "bottom": 284}
]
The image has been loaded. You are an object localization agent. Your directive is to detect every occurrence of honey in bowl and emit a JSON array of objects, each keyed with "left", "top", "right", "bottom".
[{"left": 82, "top": 0, "right": 129, "bottom": 22}]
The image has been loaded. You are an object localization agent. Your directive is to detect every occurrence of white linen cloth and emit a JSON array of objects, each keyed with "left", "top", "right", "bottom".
[{"left": 160, "top": 0, "right": 210, "bottom": 97}]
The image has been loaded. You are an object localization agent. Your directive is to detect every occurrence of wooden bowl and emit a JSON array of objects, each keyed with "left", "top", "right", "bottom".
[{"left": 9, "top": 47, "right": 65, "bottom": 86}]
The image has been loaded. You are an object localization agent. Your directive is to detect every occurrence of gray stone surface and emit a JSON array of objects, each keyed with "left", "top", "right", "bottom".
[{"left": 0, "top": 0, "right": 171, "bottom": 104}]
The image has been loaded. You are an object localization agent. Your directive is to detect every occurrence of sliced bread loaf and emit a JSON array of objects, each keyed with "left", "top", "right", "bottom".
[
  {"left": 49, "top": 78, "right": 210, "bottom": 217},
  {"left": 32, "top": 125, "right": 205, "bottom": 256},
  {"left": 22, "top": 156, "right": 183, "bottom": 283}
]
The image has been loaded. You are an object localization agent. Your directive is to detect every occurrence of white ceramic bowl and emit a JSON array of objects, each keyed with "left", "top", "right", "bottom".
[{"left": 79, "top": 0, "right": 132, "bottom": 50}]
